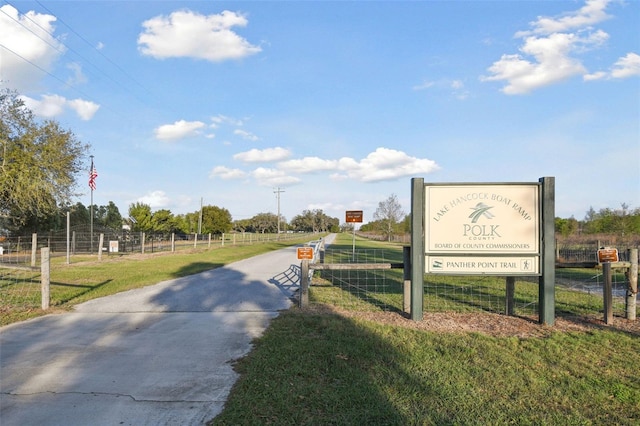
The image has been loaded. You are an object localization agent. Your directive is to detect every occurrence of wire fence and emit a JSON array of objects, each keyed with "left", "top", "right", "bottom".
[
  {"left": 309, "top": 248, "right": 639, "bottom": 324},
  {"left": 0, "top": 231, "right": 317, "bottom": 316},
  {"left": 0, "top": 230, "right": 312, "bottom": 264}
]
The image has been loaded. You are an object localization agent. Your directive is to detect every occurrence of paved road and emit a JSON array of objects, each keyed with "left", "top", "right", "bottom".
[{"left": 1, "top": 237, "right": 331, "bottom": 426}]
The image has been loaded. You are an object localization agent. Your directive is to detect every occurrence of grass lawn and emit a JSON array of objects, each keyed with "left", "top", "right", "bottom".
[
  {"left": 211, "top": 309, "right": 639, "bottom": 425},
  {"left": 211, "top": 234, "right": 640, "bottom": 425}
]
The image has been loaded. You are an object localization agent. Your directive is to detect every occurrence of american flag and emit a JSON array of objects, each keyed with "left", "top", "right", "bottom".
[{"left": 89, "top": 160, "right": 98, "bottom": 191}]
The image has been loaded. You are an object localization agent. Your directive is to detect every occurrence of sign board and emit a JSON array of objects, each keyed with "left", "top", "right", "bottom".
[
  {"left": 297, "top": 247, "right": 314, "bottom": 260},
  {"left": 345, "top": 210, "right": 363, "bottom": 223},
  {"left": 425, "top": 183, "right": 540, "bottom": 275},
  {"left": 597, "top": 247, "right": 618, "bottom": 263},
  {"left": 109, "top": 240, "right": 119, "bottom": 253}
]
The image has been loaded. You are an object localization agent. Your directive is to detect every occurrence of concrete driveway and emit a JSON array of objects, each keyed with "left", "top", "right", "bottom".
[{"left": 1, "top": 240, "right": 321, "bottom": 425}]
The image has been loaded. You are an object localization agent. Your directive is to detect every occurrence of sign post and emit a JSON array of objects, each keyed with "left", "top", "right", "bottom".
[
  {"left": 345, "top": 210, "right": 363, "bottom": 260},
  {"left": 598, "top": 247, "right": 618, "bottom": 325}
]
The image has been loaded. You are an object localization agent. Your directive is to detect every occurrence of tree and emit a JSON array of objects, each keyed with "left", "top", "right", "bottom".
[
  {"left": 151, "top": 209, "right": 176, "bottom": 233},
  {"left": 1, "top": 90, "right": 89, "bottom": 231},
  {"left": 373, "top": 194, "right": 405, "bottom": 242},
  {"left": 128, "top": 202, "right": 153, "bottom": 232},
  {"left": 201, "top": 205, "right": 232, "bottom": 234},
  {"left": 290, "top": 209, "right": 338, "bottom": 233}
]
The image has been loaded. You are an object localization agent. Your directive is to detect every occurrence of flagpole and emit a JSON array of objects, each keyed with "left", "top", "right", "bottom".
[{"left": 90, "top": 155, "right": 94, "bottom": 254}]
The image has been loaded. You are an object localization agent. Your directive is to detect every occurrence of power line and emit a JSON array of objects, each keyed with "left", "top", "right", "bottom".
[{"left": 1, "top": 1, "right": 159, "bottom": 113}]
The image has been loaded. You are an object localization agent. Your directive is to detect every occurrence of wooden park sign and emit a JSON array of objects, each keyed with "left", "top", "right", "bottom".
[
  {"left": 410, "top": 177, "right": 556, "bottom": 325},
  {"left": 597, "top": 247, "right": 619, "bottom": 263}
]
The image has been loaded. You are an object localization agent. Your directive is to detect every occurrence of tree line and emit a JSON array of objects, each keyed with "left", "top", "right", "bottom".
[{"left": 2, "top": 199, "right": 340, "bottom": 236}]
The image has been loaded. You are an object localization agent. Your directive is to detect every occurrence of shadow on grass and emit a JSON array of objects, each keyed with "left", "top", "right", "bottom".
[{"left": 211, "top": 310, "right": 411, "bottom": 425}]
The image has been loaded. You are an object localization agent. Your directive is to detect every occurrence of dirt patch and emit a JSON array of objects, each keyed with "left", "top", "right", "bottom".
[{"left": 302, "top": 305, "right": 640, "bottom": 338}]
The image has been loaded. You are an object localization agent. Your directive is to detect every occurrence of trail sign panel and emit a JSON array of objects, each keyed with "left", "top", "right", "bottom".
[
  {"left": 297, "top": 247, "right": 314, "bottom": 260},
  {"left": 597, "top": 247, "right": 618, "bottom": 263},
  {"left": 424, "top": 183, "right": 541, "bottom": 275},
  {"left": 345, "top": 210, "right": 363, "bottom": 223}
]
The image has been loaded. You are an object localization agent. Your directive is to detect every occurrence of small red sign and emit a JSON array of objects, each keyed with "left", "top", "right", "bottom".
[
  {"left": 597, "top": 248, "right": 619, "bottom": 263},
  {"left": 297, "top": 247, "right": 314, "bottom": 260},
  {"left": 345, "top": 210, "right": 363, "bottom": 223}
]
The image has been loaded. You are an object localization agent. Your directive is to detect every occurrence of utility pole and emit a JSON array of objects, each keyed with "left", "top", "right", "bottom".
[
  {"left": 198, "top": 197, "right": 203, "bottom": 235},
  {"left": 274, "top": 187, "right": 285, "bottom": 235}
]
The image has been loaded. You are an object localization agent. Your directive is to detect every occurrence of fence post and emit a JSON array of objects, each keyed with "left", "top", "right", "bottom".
[
  {"left": 299, "top": 260, "right": 309, "bottom": 307},
  {"left": 403, "top": 246, "right": 411, "bottom": 315},
  {"left": 603, "top": 262, "right": 613, "bottom": 324},
  {"left": 98, "top": 234, "right": 104, "bottom": 260},
  {"left": 41, "top": 247, "right": 50, "bottom": 310},
  {"left": 626, "top": 248, "right": 638, "bottom": 321},
  {"left": 506, "top": 277, "right": 515, "bottom": 316},
  {"left": 141, "top": 232, "right": 145, "bottom": 254},
  {"left": 171, "top": 233, "right": 175, "bottom": 252},
  {"left": 31, "top": 233, "right": 37, "bottom": 267}
]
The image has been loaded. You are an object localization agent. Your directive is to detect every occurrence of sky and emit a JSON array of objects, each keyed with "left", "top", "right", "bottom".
[{"left": 1, "top": 0, "right": 639, "bottom": 225}]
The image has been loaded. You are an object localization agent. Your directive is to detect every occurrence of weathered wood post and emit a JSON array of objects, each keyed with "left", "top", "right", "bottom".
[
  {"left": 300, "top": 260, "right": 309, "bottom": 308},
  {"left": 141, "top": 232, "right": 146, "bottom": 254},
  {"left": 603, "top": 261, "right": 613, "bottom": 324},
  {"left": 98, "top": 233, "right": 104, "bottom": 261},
  {"left": 31, "top": 233, "right": 37, "bottom": 267},
  {"left": 626, "top": 248, "right": 638, "bottom": 321},
  {"left": 403, "top": 246, "right": 411, "bottom": 315},
  {"left": 171, "top": 233, "right": 175, "bottom": 252},
  {"left": 506, "top": 277, "right": 515, "bottom": 316},
  {"left": 41, "top": 247, "right": 50, "bottom": 310}
]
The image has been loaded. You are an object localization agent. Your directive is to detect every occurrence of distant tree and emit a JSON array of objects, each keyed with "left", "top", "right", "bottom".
[
  {"left": 555, "top": 216, "right": 579, "bottom": 237},
  {"left": 103, "top": 201, "right": 123, "bottom": 230},
  {"left": 1, "top": 90, "right": 89, "bottom": 231},
  {"left": 373, "top": 194, "right": 405, "bottom": 242},
  {"left": 290, "top": 209, "right": 337, "bottom": 233},
  {"left": 128, "top": 202, "right": 153, "bottom": 232},
  {"left": 251, "top": 212, "right": 279, "bottom": 233},
  {"left": 201, "top": 205, "right": 233, "bottom": 234},
  {"left": 151, "top": 209, "right": 176, "bottom": 233}
]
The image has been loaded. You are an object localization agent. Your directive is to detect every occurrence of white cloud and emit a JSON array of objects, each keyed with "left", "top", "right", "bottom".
[
  {"left": 481, "top": 0, "right": 637, "bottom": 94},
  {"left": 138, "top": 9, "right": 261, "bottom": 61},
  {"left": 211, "top": 114, "right": 244, "bottom": 127},
  {"left": 138, "top": 190, "right": 170, "bottom": 208},
  {"left": 233, "top": 147, "right": 291, "bottom": 163},
  {"left": 209, "top": 166, "right": 247, "bottom": 180},
  {"left": 610, "top": 53, "right": 640, "bottom": 79},
  {"left": 67, "top": 98, "right": 100, "bottom": 120},
  {"left": 0, "top": 5, "right": 64, "bottom": 91},
  {"left": 251, "top": 167, "right": 301, "bottom": 186},
  {"left": 211, "top": 147, "right": 439, "bottom": 187},
  {"left": 516, "top": 0, "right": 611, "bottom": 37},
  {"left": 19, "top": 94, "right": 99, "bottom": 120},
  {"left": 280, "top": 147, "right": 439, "bottom": 181},
  {"left": 331, "top": 147, "right": 439, "bottom": 182},
  {"left": 154, "top": 120, "right": 205, "bottom": 140},
  {"left": 234, "top": 129, "right": 259, "bottom": 141},
  {"left": 412, "top": 80, "right": 435, "bottom": 91},
  {"left": 66, "top": 62, "right": 87, "bottom": 86},
  {"left": 278, "top": 157, "right": 341, "bottom": 173}
]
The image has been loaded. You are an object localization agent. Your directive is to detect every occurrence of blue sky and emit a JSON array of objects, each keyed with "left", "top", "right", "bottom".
[{"left": 1, "top": 0, "right": 638, "bottom": 224}]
